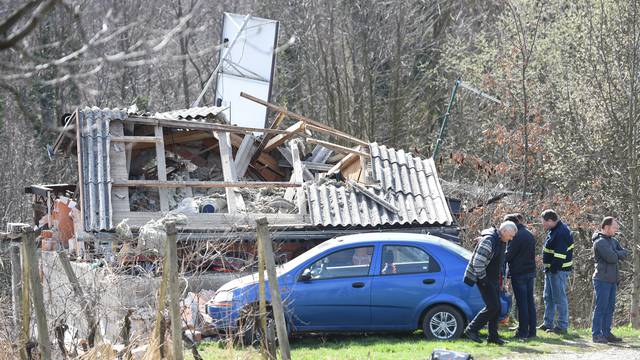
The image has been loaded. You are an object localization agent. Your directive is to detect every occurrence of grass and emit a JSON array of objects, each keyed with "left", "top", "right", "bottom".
[{"left": 188, "top": 326, "right": 640, "bottom": 360}]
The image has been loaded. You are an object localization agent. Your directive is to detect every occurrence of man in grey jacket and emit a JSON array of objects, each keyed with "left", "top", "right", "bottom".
[{"left": 591, "top": 216, "right": 628, "bottom": 343}]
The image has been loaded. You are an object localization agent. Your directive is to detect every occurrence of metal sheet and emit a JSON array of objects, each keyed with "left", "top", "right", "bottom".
[
  {"left": 306, "top": 143, "right": 453, "bottom": 228},
  {"left": 153, "top": 106, "right": 227, "bottom": 121},
  {"left": 77, "top": 107, "right": 127, "bottom": 232}
]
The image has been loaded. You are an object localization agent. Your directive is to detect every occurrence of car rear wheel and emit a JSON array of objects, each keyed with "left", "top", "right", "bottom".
[{"left": 422, "top": 305, "right": 464, "bottom": 340}]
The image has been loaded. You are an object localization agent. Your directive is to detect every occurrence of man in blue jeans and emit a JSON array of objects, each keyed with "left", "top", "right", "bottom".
[
  {"left": 505, "top": 213, "right": 537, "bottom": 340},
  {"left": 592, "top": 216, "right": 628, "bottom": 343},
  {"left": 539, "top": 209, "right": 573, "bottom": 335}
]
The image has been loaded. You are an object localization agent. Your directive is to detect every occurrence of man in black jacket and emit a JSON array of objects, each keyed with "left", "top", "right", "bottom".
[
  {"left": 505, "top": 213, "right": 537, "bottom": 340},
  {"left": 539, "top": 209, "right": 574, "bottom": 335},
  {"left": 591, "top": 216, "right": 628, "bottom": 343},
  {"left": 463, "top": 221, "right": 518, "bottom": 345}
]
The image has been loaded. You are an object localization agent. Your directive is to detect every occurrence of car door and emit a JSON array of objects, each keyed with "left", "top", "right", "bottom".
[
  {"left": 370, "top": 244, "right": 445, "bottom": 329},
  {"left": 289, "top": 245, "right": 375, "bottom": 331}
]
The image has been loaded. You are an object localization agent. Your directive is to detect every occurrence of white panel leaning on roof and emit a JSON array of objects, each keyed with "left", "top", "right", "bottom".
[{"left": 214, "top": 13, "right": 279, "bottom": 130}]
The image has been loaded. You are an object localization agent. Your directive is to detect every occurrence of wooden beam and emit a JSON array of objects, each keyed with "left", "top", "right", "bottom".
[
  {"left": 217, "top": 131, "right": 246, "bottom": 213},
  {"left": 263, "top": 121, "right": 305, "bottom": 152},
  {"left": 306, "top": 138, "right": 368, "bottom": 157},
  {"left": 154, "top": 126, "right": 169, "bottom": 212},
  {"left": 253, "top": 112, "right": 286, "bottom": 161},
  {"left": 304, "top": 123, "right": 369, "bottom": 147},
  {"left": 126, "top": 116, "right": 293, "bottom": 135},
  {"left": 348, "top": 180, "right": 399, "bottom": 213},
  {"left": 112, "top": 180, "right": 302, "bottom": 188},
  {"left": 110, "top": 136, "right": 159, "bottom": 143},
  {"left": 235, "top": 134, "right": 258, "bottom": 178},
  {"left": 240, "top": 92, "right": 369, "bottom": 146},
  {"left": 327, "top": 153, "right": 360, "bottom": 176}
]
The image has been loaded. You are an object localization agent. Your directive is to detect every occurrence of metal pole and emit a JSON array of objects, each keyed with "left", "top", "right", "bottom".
[
  {"left": 433, "top": 78, "right": 461, "bottom": 160},
  {"left": 192, "top": 14, "right": 252, "bottom": 108}
]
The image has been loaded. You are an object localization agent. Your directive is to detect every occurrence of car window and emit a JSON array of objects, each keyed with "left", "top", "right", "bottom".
[
  {"left": 437, "top": 239, "right": 472, "bottom": 260},
  {"left": 380, "top": 245, "right": 440, "bottom": 275},
  {"left": 305, "top": 246, "right": 373, "bottom": 280}
]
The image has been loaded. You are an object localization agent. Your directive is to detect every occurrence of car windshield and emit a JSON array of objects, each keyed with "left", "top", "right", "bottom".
[
  {"left": 437, "top": 239, "right": 472, "bottom": 260},
  {"left": 276, "top": 240, "right": 333, "bottom": 275}
]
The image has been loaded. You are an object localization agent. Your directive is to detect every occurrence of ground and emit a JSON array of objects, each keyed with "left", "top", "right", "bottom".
[{"left": 188, "top": 326, "right": 640, "bottom": 360}]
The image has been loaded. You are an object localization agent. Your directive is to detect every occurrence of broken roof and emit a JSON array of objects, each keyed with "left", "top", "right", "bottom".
[
  {"left": 63, "top": 105, "right": 454, "bottom": 233},
  {"left": 307, "top": 143, "right": 453, "bottom": 228}
]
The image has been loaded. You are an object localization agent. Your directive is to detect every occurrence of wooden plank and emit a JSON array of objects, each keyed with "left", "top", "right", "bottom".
[
  {"left": 126, "top": 116, "right": 293, "bottom": 135},
  {"left": 348, "top": 180, "right": 399, "bottom": 213},
  {"left": 256, "top": 218, "right": 291, "bottom": 360},
  {"left": 226, "top": 134, "right": 285, "bottom": 181},
  {"left": 263, "top": 121, "right": 306, "bottom": 152},
  {"left": 150, "top": 245, "right": 169, "bottom": 359},
  {"left": 240, "top": 92, "right": 369, "bottom": 146},
  {"left": 10, "top": 245, "right": 21, "bottom": 341},
  {"left": 112, "top": 180, "right": 302, "bottom": 188},
  {"left": 154, "top": 126, "right": 169, "bottom": 212},
  {"left": 235, "top": 134, "right": 258, "bottom": 178},
  {"left": 277, "top": 148, "right": 314, "bottom": 180},
  {"left": 327, "top": 153, "right": 360, "bottom": 175},
  {"left": 110, "top": 122, "right": 131, "bottom": 214},
  {"left": 20, "top": 239, "right": 30, "bottom": 360},
  {"left": 291, "top": 141, "right": 307, "bottom": 215},
  {"left": 306, "top": 138, "right": 368, "bottom": 157},
  {"left": 218, "top": 131, "right": 246, "bottom": 213},
  {"left": 253, "top": 112, "right": 286, "bottom": 163},
  {"left": 59, "top": 251, "right": 101, "bottom": 346},
  {"left": 23, "top": 230, "right": 51, "bottom": 359},
  {"left": 165, "top": 222, "right": 184, "bottom": 360},
  {"left": 110, "top": 136, "right": 159, "bottom": 143},
  {"left": 257, "top": 231, "right": 269, "bottom": 360}
]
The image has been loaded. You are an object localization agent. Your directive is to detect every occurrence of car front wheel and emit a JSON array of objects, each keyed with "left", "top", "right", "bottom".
[{"left": 422, "top": 305, "right": 464, "bottom": 340}]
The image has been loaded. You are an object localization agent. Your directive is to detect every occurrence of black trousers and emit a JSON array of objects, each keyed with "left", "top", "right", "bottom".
[{"left": 467, "top": 280, "right": 501, "bottom": 339}]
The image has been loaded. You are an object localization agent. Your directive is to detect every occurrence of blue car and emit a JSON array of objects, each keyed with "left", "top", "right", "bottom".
[{"left": 206, "top": 232, "right": 511, "bottom": 341}]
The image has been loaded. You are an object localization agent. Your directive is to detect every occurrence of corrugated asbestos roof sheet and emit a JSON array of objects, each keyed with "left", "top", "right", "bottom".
[
  {"left": 306, "top": 143, "right": 453, "bottom": 228},
  {"left": 152, "top": 106, "right": 227, "bottom": 121},
  {"left": 78, "top": 107, "right": 127, "bottom": 232}
]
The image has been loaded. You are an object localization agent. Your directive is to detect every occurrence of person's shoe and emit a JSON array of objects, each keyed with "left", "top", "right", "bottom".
[
  {"left": 606, "top": 334, "right": 623, "bottom": 343},
  {"left": 546, "top": 327, "right": 568, "bottom": 335},
  {"left": 593, "top": 335, "right": 609, "bottom": 344},
  {"left": 487, "top": 337, "right": 507, "bottom": 346},
  {"left": 537, "top": 324, "right": 552, "bottom": 331},
  {"left": 464, "top": 328, "right": 483, "bottom": 343}
]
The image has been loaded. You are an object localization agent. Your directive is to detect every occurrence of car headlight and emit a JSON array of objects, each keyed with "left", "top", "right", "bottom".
[{"left": 211, "top": 291, "right": 234, "bottom": 307}]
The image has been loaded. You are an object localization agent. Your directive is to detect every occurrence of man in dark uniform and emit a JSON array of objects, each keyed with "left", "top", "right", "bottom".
[
  {"left": 463, "top": 221, "right": 518, "bottom": 345},
  {"left": 504, "top": 213, "right": 537, "bottom": 340}
]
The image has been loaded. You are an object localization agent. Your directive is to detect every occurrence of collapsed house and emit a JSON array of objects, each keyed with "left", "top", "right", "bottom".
[{"left": 28, "top": 93, "right": 458, "bottom": 343}]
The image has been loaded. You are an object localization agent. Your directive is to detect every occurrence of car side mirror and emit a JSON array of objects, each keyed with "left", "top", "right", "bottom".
[{"left": 300, "top": 268, "right": 312, "bottom": 281}]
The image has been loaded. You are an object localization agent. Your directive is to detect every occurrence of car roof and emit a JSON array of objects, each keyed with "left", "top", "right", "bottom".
[{"left": 326, "top": 232, "right": 448, "bottom": 247}]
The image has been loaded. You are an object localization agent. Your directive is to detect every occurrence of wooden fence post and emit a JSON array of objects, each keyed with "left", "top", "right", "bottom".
[
  {"left": 256, "top": 218, "right": 291, "bottom": 360},
  {"left": 10, "top": 244, "right": 22, "bottom": 341},
  {"left": 257, "top": 227, "right": 270, "bottom": 360},
  {"left": 165, "top": 221, "right": 184, "bottom": 360},
  {"left": 22, "top": 228, "right": 51, "bottom": 360}
]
